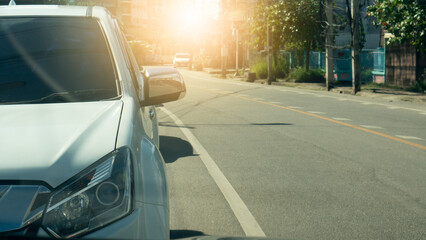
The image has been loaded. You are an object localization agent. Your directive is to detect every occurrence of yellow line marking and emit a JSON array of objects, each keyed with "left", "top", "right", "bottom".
[{"left": 194, "top": 86, "right": 426, "bottom": 151}]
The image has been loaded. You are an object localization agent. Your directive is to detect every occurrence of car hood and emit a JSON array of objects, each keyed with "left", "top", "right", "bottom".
[{"left": 0, "top": 101, "right": 123, "bottom": 188}]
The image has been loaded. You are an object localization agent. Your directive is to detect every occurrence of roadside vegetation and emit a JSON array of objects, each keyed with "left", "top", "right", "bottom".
[
  {"left": 286, "top": 68, "right": 325, "bottom": 83},
  {"left": 251, "top": 55, "right": 290, "bottom": 80}
]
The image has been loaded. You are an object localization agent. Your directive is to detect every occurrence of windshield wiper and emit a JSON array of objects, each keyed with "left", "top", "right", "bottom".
[{"left": 1, "top": 89, "right": 119, "bottom": 104}]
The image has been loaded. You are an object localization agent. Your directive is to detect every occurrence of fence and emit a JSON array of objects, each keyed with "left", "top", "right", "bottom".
[{"left": 252, "top": 48, "right": 385, "bottom": 83}]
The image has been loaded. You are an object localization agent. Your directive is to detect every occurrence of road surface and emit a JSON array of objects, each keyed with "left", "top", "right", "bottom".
[{"left": 157, "top": 69, "right": 426, "bottom": 240}]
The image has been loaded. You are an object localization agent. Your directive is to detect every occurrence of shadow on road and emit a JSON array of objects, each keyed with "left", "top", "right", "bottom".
[
  {"left": 160, "top": 136, "right": 198, "bottom": 164},
  {"left": 160, "top": 122, "right": 195, "bottom": 129},
  {"left": 170, "top": 229, "right": 206, "bottom": 239},
  {"left": 250, "top": 122, "right": 293, "bottom": 126}
]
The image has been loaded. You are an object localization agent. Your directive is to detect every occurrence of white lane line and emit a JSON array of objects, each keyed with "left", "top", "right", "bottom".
[
  {"left": 307, "top": 111, "right": 325, "bottom": 114},
  {"left": 420, "top": 112, "right": 426, "bottom": 115},
  {"left": 387, "top": 106, "right": 401, "bottom": 110},
  {"left": 395, "top": 135, "right": 423, "bottom": 140},
  {"left": 270, "top": 101, "right": 281, "bottom": 104},
  {"left": 360, "top": 125, "right": 384, "bottom": 129},
  {"left": 337, "top": 98, "right": 349, "bottom": 101},
  {"left": 253, "top": 97, "right": 264, "bottom": 101},
  {"left": 332, "top": 117, "right": 351, "bottom": 121},
  {"left": 287, "top": 106, "right": 303, "bottom": 109},
  {"left": 159, "top": 107, "right": 266, "bottom": 237},
  {"left": 362, "top": 102, "right": 374, "bottom": 105}
]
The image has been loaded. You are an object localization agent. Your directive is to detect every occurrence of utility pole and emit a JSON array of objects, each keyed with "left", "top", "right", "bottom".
[
  {"left": 234, "top": 0, "right": 240, "bottom": 76},
  {"left": 234, "top": 26, "right": 240, "bottom": 76},
  {"left": 351, "top": 0, "right": 361, "bottom": 94},
  {"left": 267, "top": 17, "right": 274, "bottom": 85},
  {"left": 221, "top": 0, "right": 227, "bottom": 78},
  {"left": 325, "top": 0, "right": 334, "bottom": 91}
]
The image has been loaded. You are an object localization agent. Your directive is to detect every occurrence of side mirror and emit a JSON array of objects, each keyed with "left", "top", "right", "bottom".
[{"left": 141, "top": 68, "right": 186, "bottom": 106}]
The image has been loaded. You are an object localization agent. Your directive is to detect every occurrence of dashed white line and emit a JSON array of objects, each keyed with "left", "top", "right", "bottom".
[
  {"left": 270, "top": 101, "right": 281, "bottom": 104},
  {"left": 337, "top": 98, "right": 349, "bottom": 101},
  {"left": 360, "top": 125, "right": 384, "bottom": 129},
  {"left": 332, "top": 117, "right": 351, "bottom": 121},
  {"left": 362, "top": 102, "right": 374, "bottom": 105},
  {"left": 159, "top": 107, "right": 266, "bottom": 237},
  {"left": 307, "top": 111, "right": 326, "bottom": 114},
  {"left": 387, "top": 106, "right": 401, "bottom": 110},
  {"left": 287, "top": 106, "right": 303, "bottom": 109},
  {"left": 395, "top": 135, "right": 423, "bottom": 140},
  {"left": 419, "top": 112, "right": 426, "bottom": 115}
]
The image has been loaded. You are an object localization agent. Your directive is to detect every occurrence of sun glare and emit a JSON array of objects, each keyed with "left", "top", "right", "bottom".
[{"left": 174, "top": 4, "right": 205, "bottom": 33}]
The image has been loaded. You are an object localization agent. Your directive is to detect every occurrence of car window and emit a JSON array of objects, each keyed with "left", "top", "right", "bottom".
[
  {"left": 175, "top": 54, "right": 190, "bottom": 58},
  {"left": 0, "top": 17, "right": 118, "bottom": 104}
]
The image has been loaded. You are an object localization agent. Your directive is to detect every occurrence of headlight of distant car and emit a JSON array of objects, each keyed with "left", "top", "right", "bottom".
[{"left": 42, "top": 148, "right": 133, "bottom": 238}]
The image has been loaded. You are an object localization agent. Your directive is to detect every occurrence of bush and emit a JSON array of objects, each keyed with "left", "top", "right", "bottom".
[
  {"left": 361, "top": 69, "right": 373, "bottom": 83},
  {"left": 287, "top": 67, "right": 325, "bottom": 83},
  {"left": 274, "top": 56, "right": 289, "bottom": 78},
  {"left": 193, "top": 54, "right": 210, "bottom": 71},
  {"left": 251, "top": 61, "right": 268, "bottom": 79},
  {"left": 250, "top": 56, "right": 289, "bottom": 80},
  {"left": 411, "top": 69, "right": 426, "bottom": 92}
]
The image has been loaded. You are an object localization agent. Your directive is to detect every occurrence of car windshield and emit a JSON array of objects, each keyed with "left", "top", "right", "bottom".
[
  {"left": 175, "top": 54, "right": 190, "bottom": 58},
  {"left": 0, "top": 17, "right": 118, "bottom": 104}
]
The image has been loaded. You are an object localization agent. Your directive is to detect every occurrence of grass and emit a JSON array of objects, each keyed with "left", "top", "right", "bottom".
[
  {"left": 287, "top": 67, "right": 325, "bottom": 83},
  {"left": 251, "top": 61, "right": 268, "bottom": 79}
]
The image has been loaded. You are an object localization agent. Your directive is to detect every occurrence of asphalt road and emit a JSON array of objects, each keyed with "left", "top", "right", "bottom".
[{"left": 157, "top": 69, "right": 426, "bottom": 240}]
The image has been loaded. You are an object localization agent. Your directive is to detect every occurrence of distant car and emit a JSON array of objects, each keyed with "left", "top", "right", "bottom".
[
  {"left": 0, "top": 4, "right": 186, "bottom": 240},
  {"left": 173, "top": 53, "right": 192, "bottom": 67}
]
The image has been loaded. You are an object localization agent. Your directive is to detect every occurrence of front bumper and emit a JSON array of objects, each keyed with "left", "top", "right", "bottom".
[
  {"left": 85, "top": 201, "right": 169, "bottom": 240},
  {"left": 14, "top": 202, "right": 169, "bottom": 240}
]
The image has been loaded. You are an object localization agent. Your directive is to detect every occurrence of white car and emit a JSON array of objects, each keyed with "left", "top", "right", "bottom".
[
  {"left": 173, "top": 53, "right": 192, "bottom": 68},
  {"left": 0, "top": 4, "right": 185, "bottom": 240}
]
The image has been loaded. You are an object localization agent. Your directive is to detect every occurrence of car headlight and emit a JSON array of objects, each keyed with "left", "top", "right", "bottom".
[{"left": 42, "top": 148, "right": 133, "bottom": 238}]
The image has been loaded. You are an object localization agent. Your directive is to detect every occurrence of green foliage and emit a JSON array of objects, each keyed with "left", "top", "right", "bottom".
[
  {"left": 193, "top": 54, "right": 210, "bottom": 71},
  {"left": 287, "top": 67, "right": 325, "bottom": 83},
  {"left": 360, "top": 68, "right": 373, "bottom": 83},
  {"left": 411, "top": 69, "right": 426, "bottom": 92},
  {"left": 367, "top": 0, "right": 426, "bottom": 52},
  {"left": 273, "top": 56, "right": 289, "bottom": 78},
  {"left": 250, "top": 0, "right": 325, "bottom": 58},
  {"left": 251, "top": 61, "right": 268, "bottom": 79}
]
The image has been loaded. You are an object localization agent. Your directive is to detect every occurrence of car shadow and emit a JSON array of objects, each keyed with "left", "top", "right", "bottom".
[
  {"left": 160, "top": 136, "right": 198, "bottom": 164},
  {"left": 170, "top": 229, "right": 206, "bottom": 239},
  {"left": 250, "top": 123, "right": 293, "bottom": 126},
  {"left": 160, "top": 122, "right": 195, "bottom": 129}
]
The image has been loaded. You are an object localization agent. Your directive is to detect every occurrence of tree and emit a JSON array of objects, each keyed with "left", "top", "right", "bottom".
[
  {"left": 250, "top": 0, "right": 325, "bottom": 71},
  {"left": 367, "top": 0, "right": 426, "bottom": 52}
]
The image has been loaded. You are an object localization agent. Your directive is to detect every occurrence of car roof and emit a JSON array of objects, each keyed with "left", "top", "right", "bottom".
[{"left": 0, "top": 5, "right": 104, "bottom": 17}]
